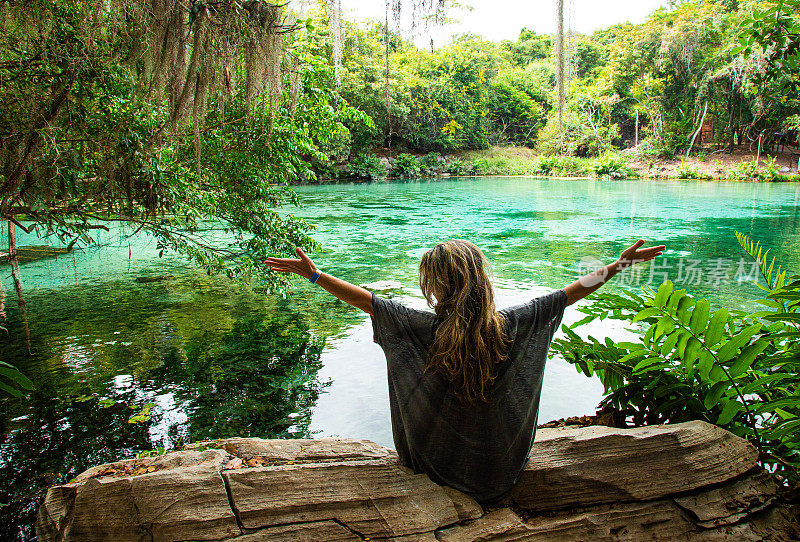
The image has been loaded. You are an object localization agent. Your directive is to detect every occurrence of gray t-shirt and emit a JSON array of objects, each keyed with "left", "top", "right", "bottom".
[{"left": 371, "top": 289, "right": 568, "bottom": 503}]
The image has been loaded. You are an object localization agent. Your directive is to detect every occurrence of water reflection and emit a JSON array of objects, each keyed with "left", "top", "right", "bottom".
[
  {"left": 0, "top": 391, "right": 151, "bottom": 541},
  {"left": 148, "top": 304, "right": 327, "bottom": 442},
  {"left": 0, "top": 276, "right": 329, "bottom": 541}
]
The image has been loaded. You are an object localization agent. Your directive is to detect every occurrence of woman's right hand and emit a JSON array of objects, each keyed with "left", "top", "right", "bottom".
[
  {"left": 266, "top": 247, "right": 318, "bottom": 279},
  {"left": 267, "top": 248, "right": 374, "bottom": 315},
  {"left": 616, "top": 239, "right": 665, "bottom": 270}
]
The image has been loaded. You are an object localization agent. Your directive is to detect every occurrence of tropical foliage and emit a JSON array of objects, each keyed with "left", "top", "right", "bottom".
[
  {"left": 326, "top": 0, "right": 799, "bottom": 159},
  {"left": 552, "top": 233, "right": 800, "bottom": 482},
  {"left": 0, "top": 0, "right": 371, "bottom": 285},
  {"left": 735, "top": 0, "right": 800, "bottom": 95},
  {"left": 0, "top": 359, "right": 33, "bottom": 397}
]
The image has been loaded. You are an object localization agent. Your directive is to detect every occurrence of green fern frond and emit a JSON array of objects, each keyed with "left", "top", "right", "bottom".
[{"left": 736, "top": 231, "right": 786, "bottom": 291}]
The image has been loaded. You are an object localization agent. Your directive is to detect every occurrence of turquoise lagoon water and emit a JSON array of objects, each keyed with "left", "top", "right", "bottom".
[{"left": 1, "top": 177, "right": 799, "bottom": 538}]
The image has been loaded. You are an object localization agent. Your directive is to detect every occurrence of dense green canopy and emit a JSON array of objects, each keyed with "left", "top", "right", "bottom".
[
  {"left": 332, "top": 0, "right": 798, "bottom": 157},
  {"left": 2, "top": 0, "right": 797, "bottom": 284},
  {"left": 0, "top": 0, "right": 368, "bottom": 283}
]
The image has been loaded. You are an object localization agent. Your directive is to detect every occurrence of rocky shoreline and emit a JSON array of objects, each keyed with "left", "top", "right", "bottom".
[{"left": 37, "top": 420, "right": 799, "bottom": 541}]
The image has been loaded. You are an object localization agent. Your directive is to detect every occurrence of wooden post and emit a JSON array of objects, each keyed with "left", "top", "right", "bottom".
[{"left": 8, "top": 220, "right": 31, "bottom": 352}]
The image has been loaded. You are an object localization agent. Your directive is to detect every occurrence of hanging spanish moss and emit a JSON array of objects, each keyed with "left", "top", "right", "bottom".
[
  {"left": 409, "top": 0, "right": 448, "bottom": 34},
  {"left": 327, "top": 0, "right": 343, "bottom": 85},
  {"left": 566, "top": 0, "right": 576, "bottom": 87},
  {"left": 384, "top": 0, "right": 393, "bottom": 146},
  {"left": 288, "top": 55, "right": 303, "bottom": 118},
  {"left": 320, "top": 0, "right": 449, "bottom": 147},
  {"left": 120, "top": 0, "right": 300, "bottom": 167}
]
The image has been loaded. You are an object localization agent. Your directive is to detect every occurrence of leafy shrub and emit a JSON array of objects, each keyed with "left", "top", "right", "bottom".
[
  {"left": 728, "top": 158, "right": 780, "bottom": 181},
  {"left": 554, "top": 156, "right": 591, "bottom": 176},
  {"left": 470, "top": 157, "right": 528, "bottom": 175},
  {"left": 552, "top": 233, "right": 800, "bottom": 482},
  {"left": 535, "top": 155, "right": 591, "bottom": 176},
  {"left": 391, "top": 153, "right": 423, "bottom": 178},
  {"left": 470, "top": 158, "right": 498, "bottom": 175},
  {"left": 757, "top": 156, "right": 779, "bottom": 182},
  {"left": 445, "top": 158, "right": 476, "bottom": 176},
  {"left": 589, "top": 151, "right": 638, "bottom": 179},
  {"left": 654, "top": 143, "right": 677, "bottom": 159},
  {"left": 487, "top": 74, "right": 547, "bottom": 147},
  {"left": 536, "top": 104, "right": 620, "bottom": 158},
  {"left": 631, "top": 140, "right": 664, "bottom": 161},
  {"left": 729, "top": 159, "right": 759, "bottom": 180},
  {"left": 348, "top": 153, "right": 388, "bottom": 180},
  {"left": 419, "top": 152, "right": 444, "bottom": 176},
  {"left": 710, "top": 159, "right": 726, "bottom": 178},
  {"left": 675, "top": 159, "right": 712, "bottom": 180},
  {"left": 534, "top": 155, "right": 560, "bottom": 175}
]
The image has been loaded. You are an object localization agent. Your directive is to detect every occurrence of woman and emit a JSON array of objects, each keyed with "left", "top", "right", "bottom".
[{"left": 266, "top": 239, "right": 664, "bottom": 503}]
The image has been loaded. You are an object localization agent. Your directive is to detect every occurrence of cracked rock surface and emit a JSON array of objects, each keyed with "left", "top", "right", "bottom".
[{"left": 36, "top": 421, "right": 800, "bottom": 541}]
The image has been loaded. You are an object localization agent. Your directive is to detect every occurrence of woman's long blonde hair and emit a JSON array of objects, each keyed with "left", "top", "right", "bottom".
[{"left": 419, "top": 240, "right": 510, "bottom": 405}]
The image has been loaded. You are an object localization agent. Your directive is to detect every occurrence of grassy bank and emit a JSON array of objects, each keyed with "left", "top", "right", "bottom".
[{"left": 322, "top": 146, "right": 800, "bottom": 183}]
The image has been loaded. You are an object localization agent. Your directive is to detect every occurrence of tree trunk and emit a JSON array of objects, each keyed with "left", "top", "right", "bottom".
[
  {"left": 756, "top": 132, "right": 763, "bottom": 164},
  {"left": 384, "top": 0, "right": 392, "bottom": 153},
  {"left": 687, "top": 101, "right": 708, "bottom": 158},
  {"left": 635, "top": 110, "right": 639, "bottom": 147},
  {"left": 8, "top": 220, "right": 31, "bottom": 353},
  {"left": 727, "top": 84, "right": 734, "bottom": 153},
  {"left": 736, "top": 96, "right": 743, "bottom": 148},
  {"left": 556, "top": 0, "right": 565, "bottom": 138}
]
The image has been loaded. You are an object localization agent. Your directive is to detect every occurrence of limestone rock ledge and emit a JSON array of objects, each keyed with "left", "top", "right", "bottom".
[{"left": 36, "top": 420, "right": 799, "bottom": 541}]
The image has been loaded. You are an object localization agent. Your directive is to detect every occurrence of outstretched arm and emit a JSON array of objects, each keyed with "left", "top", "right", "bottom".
[
  {"left": 563, "top": 240, "right": 665, "bottom": 305},
  {"left": 266, "top": 248, "right": 374, "bottom": 315}
]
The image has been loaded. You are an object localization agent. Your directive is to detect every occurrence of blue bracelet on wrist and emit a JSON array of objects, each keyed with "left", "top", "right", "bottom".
[{"left": 309, "top": 271, "right": 320, "bottom": 284}]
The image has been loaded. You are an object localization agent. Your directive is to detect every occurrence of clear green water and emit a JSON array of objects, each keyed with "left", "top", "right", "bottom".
[{"left": 1, "top": 177, "right": 799, "bottom": 539}]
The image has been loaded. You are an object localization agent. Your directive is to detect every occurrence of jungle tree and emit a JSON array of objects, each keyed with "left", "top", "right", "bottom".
[{"left": 0, "top": 1, "right": 366, "bottom": 335}]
